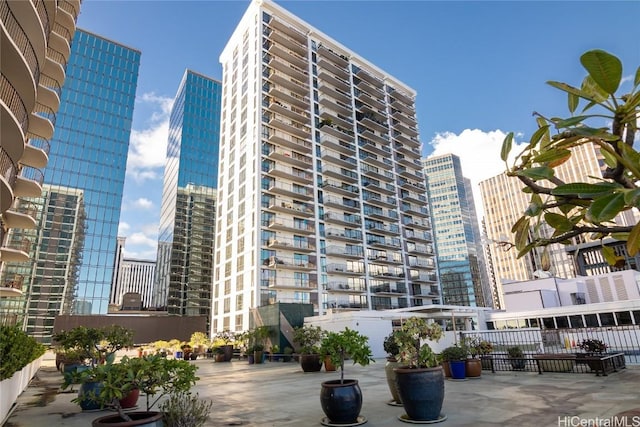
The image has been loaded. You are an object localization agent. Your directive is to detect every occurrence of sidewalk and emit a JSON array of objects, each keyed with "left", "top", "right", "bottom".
[{"left": 5, "top": 354, "right": 640, "bottom": 427}]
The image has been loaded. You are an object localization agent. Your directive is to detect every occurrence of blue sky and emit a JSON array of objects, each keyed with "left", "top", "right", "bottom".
[{"left": 75, "top": 0, "right": 640, "bottom": 259}]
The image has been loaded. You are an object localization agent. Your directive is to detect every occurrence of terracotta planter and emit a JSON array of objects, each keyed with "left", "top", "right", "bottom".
[
  {"left": 119, "top": 388, "right": 140, "bottom": 409},
  {"left": 441, "top": 361, "right": 451, "bottom": 378},
  {"left": 324, "top": 356, "right": 336, "bottom": 372},
  {"left": 465, "top": 358, "right": 482, "bottom": 377}
]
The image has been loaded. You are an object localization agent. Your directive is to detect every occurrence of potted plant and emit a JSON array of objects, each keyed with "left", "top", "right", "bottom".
[
  {"left": 189, "top": 331, "right": 209, "bottom": 357},
  {"left": 214, "top": 347, "right": 226, "bottom": 363},
  {"left": 443, "top": 345, "right": 467, "bottom": 380},
  {"left": 318, "top": 328, "right": 374, "bottom": 426},
  {"left": 438, "top": 345, "right": 466, "bottom": 379},
  {"left": 382, "top": 330, "right": 403, "bottom": 406},
  {"left": 507, "top": 346, "right": 526, "bottom": 370},
  {"left": 477, "top": 340, "right": 494, "bottom": 370},
  {"left": 393, "top": 317, "right": 446, "bottom": 423},
  {"left": 293, "top": 325, "right": 326, "bottom": 372},
  {"left": 577, "top": 339, "right": 607, "bottom": 355},
  {"left": 283, "top": 346, "right": 294, "bottom": 362},
  {"left": 160, "top": 391, "right": 212, "bottom": 427},
  {"left": 252, "top": 326, "right": 271, "bottom": 364},
  {"left": 215, "top": 330, "right": 236, "bottom": 362},
  {"left": 63, "top": 354, "right": 199, "bottom": 426},
  {"left": 462, "top": 337, "right": 482, "bottom": 378}
]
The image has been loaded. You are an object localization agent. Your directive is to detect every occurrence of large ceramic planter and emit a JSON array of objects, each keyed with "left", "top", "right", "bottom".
[
  {"left": 384, "top": 358, "right": 402, "bottom": 404},
  {"left": 91, "top": 412, "right": 164, "bottom": 427},
  {"left": 254, "top": 350, "right": 264, "bottom": 364},
  {"left": 441, "top": 361, "right": 451, "bottom": 378},
  {"left": 78, "top": 381, "right": 104, "bottom": 411},
  {"left": 465, "top": 358, "right": 482, "bottom": 378},
  {"left": 300, "top": 354, "right": 323, "bottom": 372},
  {"left": 119, "top": 389, "right": 140, "bottom": 409},
  {"left": 395, "top": 366, "right": 445, "bottom": 422},
  {"left": 509, "top": 358, "right": 526, "bottom": 370},
  {"left": 449, "top": 360, "right": 466, "bottom": 379},
  {"left": 320, "top": 379, "right": 364, "bottom": 426},
  {"left": 222, "top": 345, "right": 234, "bottom": 362}
]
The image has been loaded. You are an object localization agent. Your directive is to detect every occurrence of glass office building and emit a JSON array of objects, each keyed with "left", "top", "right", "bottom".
[
  {"left": 423, "top": 154, "right": 491, "bottom": 307},
  {"left": 1, "top": 29, "right": 140, "bottom": 340},
  {"left": 154, "top": 70, "right": 221, "bottom": 329}
]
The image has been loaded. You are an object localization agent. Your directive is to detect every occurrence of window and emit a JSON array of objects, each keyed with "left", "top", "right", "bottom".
[{"left": 584, "top": 314, "right": 599, "bottom": 327}]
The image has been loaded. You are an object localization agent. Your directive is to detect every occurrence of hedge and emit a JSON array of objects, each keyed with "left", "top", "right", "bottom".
[{"left": 0, "top": 326, "right": 46, "bottom": 380}]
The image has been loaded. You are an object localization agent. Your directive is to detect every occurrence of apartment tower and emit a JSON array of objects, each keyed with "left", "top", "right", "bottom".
[
  {"left": 213, "top": 0, "right": 437, "bottom": 333},
  {"left": 1, "top": 0, "right": 81, "bottom": 328},
  {"left": 423, "top": 154, "right": 491, "bottom": 307},
  {"left": 479, "top": 142, "right": 638, "bottom": 309},
  {"left": 2, "top": 29, "right": 140, "bottom": 340},
  {"left": 154, "top": 70, "right": 221, "bottom": 327}
]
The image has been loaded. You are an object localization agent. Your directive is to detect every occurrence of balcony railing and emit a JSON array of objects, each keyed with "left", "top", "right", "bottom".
[
  {"left": 0, "top": 74, "right": 29, "bottom": 135},
  {"left": 1, "top": 146, "right": 18, "bottom": 189},
  {"left": 1, "top": 2, "right": 40, "bottom": 84}
]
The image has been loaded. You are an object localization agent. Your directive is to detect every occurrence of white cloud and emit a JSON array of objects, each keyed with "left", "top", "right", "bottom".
[
  {"left": 132, "top": 198, "right": 154, "bottom": 210},
  {"left": 126, "top": 92, "right": 173, "bottom": 183},
  {"left": 118, "top": 222, "right": 130, "bottom": 235},
  {"left": 427, "top": 128, "right": 528, "bottom": 220}
]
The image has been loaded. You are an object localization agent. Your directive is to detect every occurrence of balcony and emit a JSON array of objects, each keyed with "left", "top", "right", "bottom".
[
  {"left": 266, "top": 146, "right": 312, "bottom": 168},
  {"left": 392, "top": 119, "right": 419, "bottom": 138},
  {"left": 268, "top": 16, "right": 307, "bottom": 45},
  {"left": 0, "top": 273, "right": 24, "bottom": 297},
  {"left": 391, "top": 108, "right": 417, "bottom": 127},
  {"left": 404, "top": 229, "right": 433, "bottom": 243},
  {"left": 268, "top": 84, "right": 309, "bottom": 109},
  {"left": 319, "top": 134, "right": 355, "bottom": 155},
  {"left": 319, "top": 122, "right": 355, "bottom": 142},
  {"left": 326, "top": 263, "right": 364, "bottom": 275},
  {"left": 325, "top": 282, "right": 366, "bottom": 293},
  {"left": 267, "top": 42, "right": 307, "bottom": 70},
  {"left": 403, "top": 217, "right": 432, "bottom": 230},
  {"left": 397, "top": 166, "right": 424, "bottom": 183},
  {"left": 267, "top": 68, "right": 309, "bottom": 97},
  {"left": 362, "top": 192, "right": 396, "bottom": 209},
  {"left": 410, "top": 273, "right": 438, "bottom": 284},
  {"left": 398, "top": 178, "right": 426, "bottom": 192},
  {"left": 390, "top": 96, "right": 414, "bottom": 115},
  {"left": 325, "top": 228, "right": 363, "bottom": 242},
  {"left": 322, "top": 164, "right": 358, "bottom": 183},
  {"left": 365, "top": 222, "right": 400, "bottom": 236},
  {"left": 267, "top": 164, "right": 313, "bottom": 185},
  {"left": 268, "top": 200, "right": 314, "bottom": 217},
  {"left": 269, "top": 115, "right": 311, "bottom": 140},
  {"left": 319, "top": 108, "right": 353, "bottom": 131},
  {"left": 396, "top": 155, "right": 422, "bottom": 169},
  {"left": 326, "top": 245, "right": 364, "bottom": 259},
  {"left": 267, "top": 129, "right": 312, "bottom": 154},
  {"left": 317, "top": 45, "right": 349, "bottom": 69},
  {"left": 363, "top": 179, "right": 395, "bottom": 195},
  {"left": 360, "top": 152, "right": 392, "bottom": 171},
  {"left": 321, "top": 180, "right": 359, "bottom": 197},
  {"left": 321, "top": 149, "right": 357, "bottom": 169},
  {"left": 14, "top": 166, "right": 44, "bottom": 198},
  {"left": 268, "top": 99, "right": 309, "bottom": 126},
  {"left": 358, "top": 137, "right": 391, "bottom": 158},
  {"left": 265, "top": 255, "right": 316, "bottom": 271},
  {"left": 367, "top": 237, "right": 401, "bottom": 250},
  {"left": 318, "top": 70, "right": 351, "bottom": 93},
  {"left": 265, "top": 180, "right": 313, "bottom": 200},
  {"left": 318, "top": 81, "right": 351, "bottom": 105},
  {"left": 354, "top": 79, "right": 385, "bottom": 102},
  {"left": 267, "top": 237, "right": 315, "bottom": 252},
  {"left": 2, "top": 199, "right": 38, "bottom": 229},
  {"left": 323, "top": 195, "right": 359, "bottom": 212},
  {"left": 268, "top": 28, "right": 307, "bottom": 57},
  {"left": 394, "top": 142, "right": 420, "bottom": 158},
  {"left": 358, "top": 126, "right": 390, "bottom": 147},
  {"left": 359, "top": 115, "right": 388, "bottom": 135},
  {"left": 406, "top": 243, "right": 433, "bottom": 255},
  {"left": 319, "top": 96, "right": 352, "bottom": 118},
  {"left": 317, "top": 56, "right": 350, "bottom": 81},
  {"left": 408, "top": 258, "right": 435, "bottom": 269},
  {"left": 267, "top": 55, "right": 308, "bottom": 84},
  {"left": 401, "top": 190, "right": 427, "bottom": 204},
  {"left": 0, "top": 233, "right": 31, "bottom": 263},
  {"left": 370, "top": 283, "right": 407, "bottom": 295},
  {"left": 401, "top": 203, "right": 429, "bottom": 216},
  {"left": 354, "top": 88, "right": 386, "bottom": 112},
  {"left": 355, "top": 68, "right": 384, "bottom": 89},
  {"left": 267, "top": 217, "right": 315, "bottom": 234},
  {"left": 367, "top": 252, "right": 403, "bottom": 265},
  {"left": 322, "top": 211, "right": 361, "bottom": 226},
  {"left": 360, "top": 163, "right": 394, "bottom": 182}
]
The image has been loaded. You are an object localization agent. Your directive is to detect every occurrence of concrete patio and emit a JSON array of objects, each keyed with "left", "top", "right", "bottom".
[{"left": 5, "top": 352, "right": 640, "bottom": 427}]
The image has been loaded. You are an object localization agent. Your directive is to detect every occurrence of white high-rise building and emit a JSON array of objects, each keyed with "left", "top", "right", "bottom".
[{"left": 213, "top": 0, "right": 438, "bottom": 333}]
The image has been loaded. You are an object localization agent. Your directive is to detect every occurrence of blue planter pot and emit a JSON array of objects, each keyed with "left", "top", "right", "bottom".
[
  {"left": 449, "top": 360, "right": 466, "bottom": 379},
  {"left": 78, "top": 381, "right": 104, "bottom": 411},
  {"left": 320, "top": 379, "right": 363, "bottom": 424},
  {"left": 395, "top": 366, "right": 445, "bottom": 422}
]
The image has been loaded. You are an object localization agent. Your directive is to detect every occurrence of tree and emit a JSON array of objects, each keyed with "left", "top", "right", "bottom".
[{"left": 501, "top": 49, "right": 640, "bottom": 265}]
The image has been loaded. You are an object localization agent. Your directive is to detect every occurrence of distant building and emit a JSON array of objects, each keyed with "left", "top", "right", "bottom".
[
  {"left": 154, "top": 70, "right": 221, "bottom": 330},
  {"left": 111, "top": 247, "right": 156, "bottom": 310},
  {"left": 478, "top": 142, "right": 638, "bottom": 309},
  {"left": 423, "top": 154, "right": 492, "bottom": 307}
]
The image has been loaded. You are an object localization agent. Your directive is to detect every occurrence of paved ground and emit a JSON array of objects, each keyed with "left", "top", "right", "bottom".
[{"left": 5, "top": 353, "right": 640, "bottom": 427}]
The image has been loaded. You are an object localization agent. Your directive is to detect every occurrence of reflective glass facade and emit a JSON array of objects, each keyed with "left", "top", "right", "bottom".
[
  {"left": 423, "top": 154, "right": 491, "bottom": 307},
  {"left": 155, "top": 71, "right": 221, "bottom": 329},
  {"left": 32, "top": 30, "right": 140, "bottom": 321}
]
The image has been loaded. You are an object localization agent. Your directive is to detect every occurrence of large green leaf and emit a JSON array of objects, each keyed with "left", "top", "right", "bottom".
[
  {"left": 516, "top": 166, "right": 554, "bottom": 181},
  {"left": 552, "top": 182, "right": 619, "bottom": 198},
  {"left": 580, "top": 50, "right": 622, "bottom": 95},
  {"left": 511, "top": 216, "right": 531, "bottom": 251},
  {"left": 627, "top": 223, "right": 640, "bottom": 257},
  {"left": 525, "top": 193, "right": 543, "bottom": 217},
  {"left": 635, "top": 65, "right": 640, "bottom": 87},
  {"left": 528, "top": 125, "right": 550, "bottom": 151},
  {"left": 601, "top": 245, "right": 617, "bottom": 265},
  {"left": 581, "top": 75, "right": 609, "bottom": 103},
  {"left": 624, "top": 188, "right": 640, "bottom": 208},
  {"left": 544, "top": 212, "right": 574, "bottom": 232},
  {"left": 555, "top": 115, "right": 590, "bottom": 128},
  {"left": 501, "top": 132, "right": 513, "bottom": 162},
  {"left": 547, "top": 81, "right": 602, "bottom": 104},
  {"left": 533, "top": 148, "right": 571, "bottom": 165},
  {"left": 587, "top": 192, "right": 625, "bottom": 222},
  {"left": 568, "top": 92, "right": 579, "bottom": 113}
]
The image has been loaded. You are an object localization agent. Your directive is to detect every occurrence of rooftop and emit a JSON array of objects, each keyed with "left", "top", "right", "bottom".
[{"left": 6, "top": 352, "right": 640, "bottom": 427}]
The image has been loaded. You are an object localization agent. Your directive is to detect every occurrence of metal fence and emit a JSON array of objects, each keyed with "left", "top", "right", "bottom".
[{"left": 461, "top": 324, "right": 640, "bottom": 365}]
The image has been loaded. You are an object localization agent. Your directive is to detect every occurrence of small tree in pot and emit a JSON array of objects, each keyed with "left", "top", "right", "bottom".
[
  {"left": 318, "top": 328, "right": 374, "bottom": 426},
  {"left": 393, "top": 317, "right": 446, "bottom": 423},
  {"left": 382, "top": 330, "right": 403, "bottom": 405},
  {"left": 293, "top": 325, "right": 326, "bottom": 372}
]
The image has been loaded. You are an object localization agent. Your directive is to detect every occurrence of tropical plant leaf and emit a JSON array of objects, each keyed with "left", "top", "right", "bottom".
[
  {"left": 516, "top": 166, "right": 554, "bottom": 181},
  {"left": 601, "top": 245, "right": 617, "bottom": 266},
  {"left": 501, "top": 132, "right": 513, "bottom": 162},
  {"left": 600, "top": 147, "right": 618, "bottom": 169},
  {"left": 627, "top": 223, "right": 640, "bottom": 257},
  {"left": 525, "top": 193, "right": 543, "bottom": 217},
  {"left": 551, "top": 182, "right": 619, "bottom": 198},
  {"left": 635, "top": 65, "right": 640, "bottom": 87},
  {"left": 527, "top": 125, "right": 550, "bottom": 151},
  {"left": 587, "top": 192, "right": 625, "bottom": 222},
  {"left": 547, "top": 81, "right": 602, "bottom": 104},
  {"left": 555, "top": 115, "right": 590, "bottom": 128},
  {"left": 544, "top": 212, "right": 574, "bottom": 232},
  {"left": 580, "top": 50, "right": 622, "bottom": 95},
  {"left": 581, "top": 75, "right": 609, "bottom": 103},
  {"left": 568, "top": 92, "right": 579, "bottom": 113},
  {"left": 516, "top": 242, "right": 536, "bottom": 259},
  {"left": 533, "top": 149, "right": 571, "bottom": 165},
  {"left": 623, "top": 188, "right": 640, "bottom": 208},
  {"left": 512, "top": 216, "right": 531, "bottom": 251}
]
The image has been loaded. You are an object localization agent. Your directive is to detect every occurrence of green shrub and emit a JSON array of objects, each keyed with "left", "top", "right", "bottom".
[{"left": 0, "top": 326, "right": 46, "bottom": 380}]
